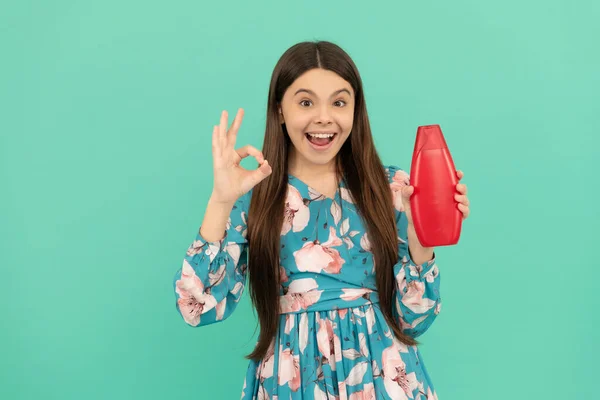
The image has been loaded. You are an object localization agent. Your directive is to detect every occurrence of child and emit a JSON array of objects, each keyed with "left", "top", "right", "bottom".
[{"left": 173, "top": 40, "right": 470, "bottom": 399}]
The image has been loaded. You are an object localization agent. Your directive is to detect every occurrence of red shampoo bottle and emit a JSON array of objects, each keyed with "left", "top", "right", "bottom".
[{"left": 409, "top": 125, "right": 462, "bottom": 247}]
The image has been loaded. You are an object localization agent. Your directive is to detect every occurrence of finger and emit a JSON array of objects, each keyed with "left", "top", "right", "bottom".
[
  {"left": 258, "top": 160, "right": 272, "bottom": 176},
  {"left": 227, "top": 108, "right": 244, "bottom": 149},
  {"left": 456, "top": 183, "right": 468, "bottom": 194},
  {"left": 454, "top": 193, "right": 470, "bottom": 206},
  {"left": 458, "top": 203, "right": 470, "bottom": 219},
  {"left": 456, "top": 170, "right": 464, "bottom": 180},
  {"left": 236, "top": 145, "right": 265, "bottom": 164},
  {"left": 219, "top": 110, "right": 228, "bottom": 147},
  {"left": 401, "top": 185, "right": 414, "bottom": 198},
  {"left": 250, "top": 160, "right": 272, "bottom": 186},
  {"left": 212, "top": 125, "right": 221, "bottom": 159}
]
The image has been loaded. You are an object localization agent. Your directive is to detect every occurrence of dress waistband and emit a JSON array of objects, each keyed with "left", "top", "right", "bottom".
[{"left": 279, "top": 287, "right": 380, "bottom": 315}]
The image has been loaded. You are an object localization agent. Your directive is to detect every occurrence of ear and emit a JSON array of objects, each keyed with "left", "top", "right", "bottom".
[{"left": 277, "top": 106, "right": 285, "bottom": 125}]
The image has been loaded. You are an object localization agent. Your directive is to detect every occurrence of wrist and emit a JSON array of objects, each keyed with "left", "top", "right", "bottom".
[
  {"left": 407, "top": 223, "right": 434, "bottom": 264},
  {"left": 208, "top": 193, "right": 236, "bottom": 208}
]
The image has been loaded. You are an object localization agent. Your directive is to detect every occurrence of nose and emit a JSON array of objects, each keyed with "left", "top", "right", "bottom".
[{"left": 315, "top": 105, "right": 333, "bottom": 125}]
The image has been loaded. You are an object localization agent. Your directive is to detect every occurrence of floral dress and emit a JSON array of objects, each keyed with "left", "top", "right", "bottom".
[{"left": 173, "top": 165, "right": 442, "bottom": 399}]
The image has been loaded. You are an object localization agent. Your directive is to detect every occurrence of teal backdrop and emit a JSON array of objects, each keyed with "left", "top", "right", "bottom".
[{"left": 1, "top": 0, "right": 598, "bottom": 399}]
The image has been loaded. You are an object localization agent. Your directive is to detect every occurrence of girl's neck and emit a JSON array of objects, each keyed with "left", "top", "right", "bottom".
[{"left": 288, "top": 151, "right": 337, "bottom": 180}]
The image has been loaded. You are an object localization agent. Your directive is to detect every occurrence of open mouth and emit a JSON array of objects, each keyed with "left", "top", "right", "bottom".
[{"left": 305, "top": 132, "right": 337, "bottom": 147}]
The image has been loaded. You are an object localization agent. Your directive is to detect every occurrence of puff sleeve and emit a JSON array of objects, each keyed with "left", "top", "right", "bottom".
[
  {"left": 173, "top": 191, "right": 251, "bottom": 327},
  {"left": 386, "top": 165, "right": 441, "bottom": 338}
]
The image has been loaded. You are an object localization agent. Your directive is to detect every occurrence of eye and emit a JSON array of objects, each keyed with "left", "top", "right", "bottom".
[{"left": 299, "top": 99, "right": 347, "bottom": 107}]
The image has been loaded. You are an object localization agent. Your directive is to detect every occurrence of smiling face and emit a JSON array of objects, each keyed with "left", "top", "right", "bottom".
[{"left": 278, "top": 68, "right": 355, "bottom": 174}]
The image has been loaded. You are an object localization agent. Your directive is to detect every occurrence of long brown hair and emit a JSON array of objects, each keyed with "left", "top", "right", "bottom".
[{"left": 246, "top": 41, "right": 417, "bottom": 361}]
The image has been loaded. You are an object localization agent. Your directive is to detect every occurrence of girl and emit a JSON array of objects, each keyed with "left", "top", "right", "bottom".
[{"left": 173, "top": 41, "right": 470, "bottom": 399}]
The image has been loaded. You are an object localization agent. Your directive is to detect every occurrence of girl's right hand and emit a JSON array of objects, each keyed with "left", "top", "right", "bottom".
[{"left": 210, "top": 108, "right": 272, "bottom": 205}]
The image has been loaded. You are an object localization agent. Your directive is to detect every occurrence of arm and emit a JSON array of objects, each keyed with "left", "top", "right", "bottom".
[
  {"left": 393, "top": 210, "right": 441, "bottom": 338},
  {"left": 407, "top": 223, "right": 434, "bottom": 265},
  {"left": 173, "top": 191, "right": 250, "bottom": 327},
  {"left": 386, "top": 164, "right": 441, "bottom": 338}
]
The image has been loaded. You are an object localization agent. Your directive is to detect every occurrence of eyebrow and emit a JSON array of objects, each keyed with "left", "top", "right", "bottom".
[{"left": 294, "top": 88, "right": 352, "bottom": 97}]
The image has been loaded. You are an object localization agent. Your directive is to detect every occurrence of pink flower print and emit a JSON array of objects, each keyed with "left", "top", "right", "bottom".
[
  {"left": 340, "top": 288, "right": 373, "bottom": 301},
  {"left": 424, "top": 265, "right": 439, "bottom": 283},
  {"left": 348, "top": 382, "right": 376, "bottom": 400},
  {"left": 278, "top": 346, "right": 301, "bottom": 391},
  {"left": 402, "top": 280, "right": 436, "bottom": 314},
  {"left": 175, "top": 259, "right": 218, "bottom": 326},
  {"left": 316, "top": 317, "right": 342, "bottom": 370},
  {"left": 345, "top": 362, "right": 369, "bottom": 386},
  {"left": 215, "top": 298, "right": 227, "bottom": 320},
  {"left": 395, "top": 266, "right": 408, "bottom": 293},
  {"left": 406, "top": 280, "right": 425, "bottom": 300},
  {"left": 321, "top": 226, "right": 343, "bottom": 247},
  {"left": 294, "top": 227, "right": 345, "bottom": 274},
  {"left": 381, "top": 345, "right": 418, "bottom": 400},
  {"left": 360, "top": 232, "right": 371, "bottom": 252},
  {"left": 282, "top": 185, "right": 310, "bottom": 235},
  {"left": 284, "top": 314, "right": 295, "bottom": 334},
  {"left": 279, "top": 278, "right": 323, "bottom": 313},
  {"left": 279, "top": 266, "right": 289, "bottom": 283},
  {"left": 389, "top": 168, "right": 410, "bottom": 212},
  {"left": 339, "top": 309, "right": 349, "bottom": 320},
  {"left": 186, "top": 238, "right": 220, "bottom": 259},
  {"left": 293, "top": 242, "right": 331, "bottom": 273},
  {"left": 259, "top": 340, "right": 276, "bottom": 381}
]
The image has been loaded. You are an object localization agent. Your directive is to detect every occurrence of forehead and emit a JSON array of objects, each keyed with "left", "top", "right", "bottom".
[{"left": 288, "top": 68, "right": 353, "bottom": 96}]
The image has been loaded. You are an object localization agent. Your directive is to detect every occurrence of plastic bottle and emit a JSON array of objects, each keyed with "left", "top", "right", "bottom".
[{"left": 409, "top": 124, "right": 462, "bottom": 247}]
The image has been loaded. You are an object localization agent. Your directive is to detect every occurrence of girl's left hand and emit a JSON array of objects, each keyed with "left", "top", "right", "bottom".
[{"left": 401, "top": 169, "right": 470, "bottom": 225}]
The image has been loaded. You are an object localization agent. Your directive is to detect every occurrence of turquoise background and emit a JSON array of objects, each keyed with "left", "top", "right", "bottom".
[{"left": 1, "top": 0, "right": 598, "bottom": 398}]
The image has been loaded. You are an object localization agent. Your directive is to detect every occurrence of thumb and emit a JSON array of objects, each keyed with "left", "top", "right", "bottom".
[{"left": 401, "top": 185, "right": 414, "bottom": 199}]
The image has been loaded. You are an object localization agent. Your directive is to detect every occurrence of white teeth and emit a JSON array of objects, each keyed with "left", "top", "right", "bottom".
[{"left": 307, "top": 132, "right": 335, "bottom": 138}]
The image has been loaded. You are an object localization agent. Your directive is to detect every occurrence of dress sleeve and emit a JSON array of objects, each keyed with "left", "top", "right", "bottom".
[
  {"left": 386, "top": 164, "right": 442, "bottom": 338},
  {"left": 172, "top": 191, "right": 250, "bottom": 327}
]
